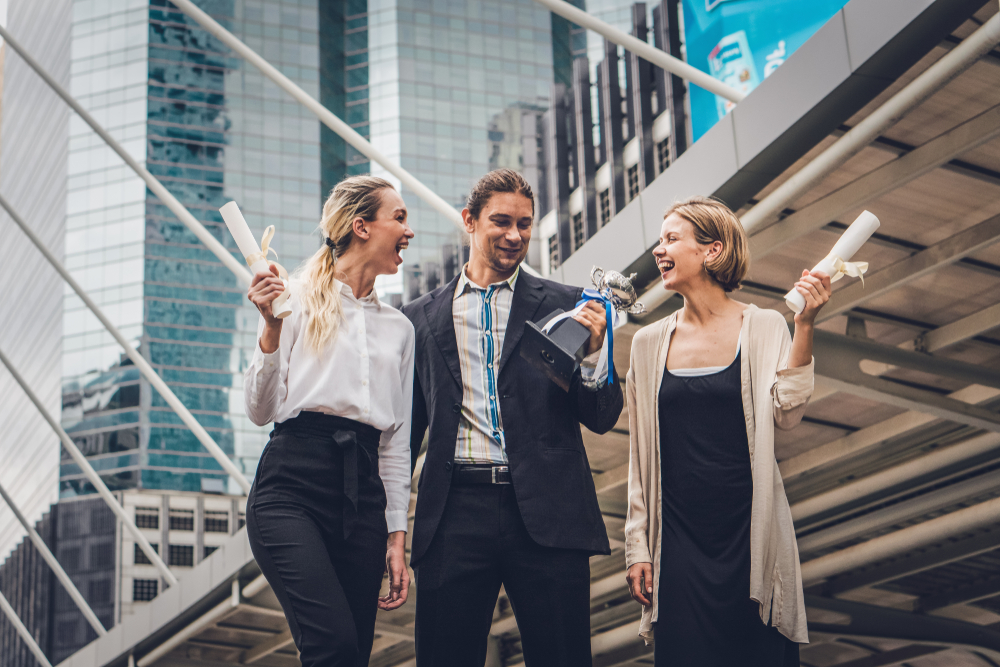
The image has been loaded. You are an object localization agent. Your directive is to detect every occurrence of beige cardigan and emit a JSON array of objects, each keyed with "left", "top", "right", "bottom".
[{"left": 624, "top": 304, "right": 813, "bottom": 644}]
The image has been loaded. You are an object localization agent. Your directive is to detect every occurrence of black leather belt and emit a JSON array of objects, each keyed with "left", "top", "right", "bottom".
[{"left": 453, "top": 464, "right": 512, "bottom": 485}]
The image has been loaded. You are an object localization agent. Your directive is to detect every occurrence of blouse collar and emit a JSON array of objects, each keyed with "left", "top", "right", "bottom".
[{"left": 335, "top": 279, "right": 382, "bottom": 309}]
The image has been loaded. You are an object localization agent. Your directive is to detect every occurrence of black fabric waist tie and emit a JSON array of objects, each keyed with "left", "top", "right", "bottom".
[{"left": 273, "top": 411, "right": 381, "bottom": 538}]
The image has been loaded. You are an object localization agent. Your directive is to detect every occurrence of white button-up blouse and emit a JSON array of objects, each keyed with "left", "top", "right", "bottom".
[{"left": 244, "top": 281, "right": 414, "bottom": 534}]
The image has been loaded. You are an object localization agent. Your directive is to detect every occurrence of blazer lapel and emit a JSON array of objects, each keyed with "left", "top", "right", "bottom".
[
  {"left": 498, "top": 271, "right": 546, "bottom": 375},
  {"left": 424, "top": 276, "right": 463, "bottom": 390}
]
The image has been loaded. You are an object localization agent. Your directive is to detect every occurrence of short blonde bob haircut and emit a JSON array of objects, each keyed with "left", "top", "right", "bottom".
[{"left": 664, "top": 196, "right": 750, "bottom": 292}]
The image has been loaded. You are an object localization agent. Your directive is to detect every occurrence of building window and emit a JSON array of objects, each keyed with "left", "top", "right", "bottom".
[
  {"left": 169, "top": 509, "right": 194, "bottom": 531},
  {"left": 599, "top": 190, "right": 611, "bottom": 227},
  {"left": 90, "top": 542, "right": 113, "bottom": 568},
  {"left": 204, "top": 545, "right": 219, "bottom": 558},
  {"left": 238, "top": 512, "right": 246, "bottom": 530},
  {"left": 59, "top": 546, "right": 81, "bottom": 573},
  {"left": 88, "top": 579, "right": 112, "bottom": 605},
  {"left": 657, "top": 139, "right": 671, "bottom": 174},
  {"left": 548, "top": 234, "right": 560, "bottom": 270},
  {"left": 135, "top": 507, "right": 158, "bottom": 530},
  {"left": 572, "top": 212, "right": 585, "bottom": 251},
  {"left": 134, "top": 543, "right": 159, "bottom": 566},
  {"left": 627, "top": 165, "right": 640, "bottom": 201},
  {"left": 168, "top": 544, "right": 194, "bottom": 567},
  {"left": 133, "top": 579, "right": 158, "bottom": 602},
  {"left": 204, "top": 511, "right": 229, "bottom": 533},
  {"left": 57, "top": 620, "right": 80, "bottom": 646}
]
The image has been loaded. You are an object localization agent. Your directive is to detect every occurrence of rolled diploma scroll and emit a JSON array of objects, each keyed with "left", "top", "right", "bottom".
[
  {"left": 220, "top": 201, "right": 292, "bottom": 319},
  {"left": 785, "top": 210, "right": 881, "bottom": 314}
]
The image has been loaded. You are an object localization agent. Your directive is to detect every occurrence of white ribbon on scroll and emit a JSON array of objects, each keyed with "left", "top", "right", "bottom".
[
  {"left": 785, "top": 210, "right": 881, "bottom": 314},
  {"left": 220, "top": 201, "right": 292, "bottom": 319}
]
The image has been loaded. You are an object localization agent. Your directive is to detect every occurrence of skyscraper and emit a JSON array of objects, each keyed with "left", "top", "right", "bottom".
[{"left": 59, "top": 0, "right": 343, "bottom": 498}]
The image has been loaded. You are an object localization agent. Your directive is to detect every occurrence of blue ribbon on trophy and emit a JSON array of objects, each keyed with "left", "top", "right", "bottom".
[{"left": 520, "top": 267, "right": 646, "bottom": 391}]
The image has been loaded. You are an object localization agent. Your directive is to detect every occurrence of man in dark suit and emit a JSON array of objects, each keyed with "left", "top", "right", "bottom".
[{"left": 401, "top": 169, "right": 624, "bottom": 666}]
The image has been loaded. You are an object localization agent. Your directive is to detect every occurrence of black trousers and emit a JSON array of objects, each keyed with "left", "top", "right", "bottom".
[
  {"left": 247, "top": 413, "right": 388, "bottom": 667},
  {"left": 414, "top": 483, "right": 593, "bottom": 667}
]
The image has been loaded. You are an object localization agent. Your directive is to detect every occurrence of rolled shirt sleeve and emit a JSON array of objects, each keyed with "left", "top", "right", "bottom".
[{"left": 772, "top": 358, "right": 814, "bottom": 430}]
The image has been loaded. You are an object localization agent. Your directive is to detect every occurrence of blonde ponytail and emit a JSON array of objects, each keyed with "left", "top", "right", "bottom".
[{"left": 294, "top": 175, "right": 394, "bottom": 353}]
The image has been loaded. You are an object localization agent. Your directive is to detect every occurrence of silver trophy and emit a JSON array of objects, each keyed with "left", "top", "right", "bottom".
[
  {"left": 520, "top": 266, "right": 645, "bottom": 391},
  {"left": 590, "top": 266, "right": 647, "bottom": 315}
]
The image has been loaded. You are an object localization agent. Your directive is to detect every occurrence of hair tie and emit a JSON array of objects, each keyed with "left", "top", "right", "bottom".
[{"left": 325, "top": 237, "right": 335, "bottom": 248}]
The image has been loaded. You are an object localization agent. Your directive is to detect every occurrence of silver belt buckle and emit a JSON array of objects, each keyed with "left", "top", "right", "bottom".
[{"left": 491, "top": 465, "right": 509, "bottom": 484}]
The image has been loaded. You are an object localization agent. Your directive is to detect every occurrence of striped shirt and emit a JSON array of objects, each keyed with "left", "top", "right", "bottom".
[{"left": 452, "top": 266, "right": 520, "bottom": 464}]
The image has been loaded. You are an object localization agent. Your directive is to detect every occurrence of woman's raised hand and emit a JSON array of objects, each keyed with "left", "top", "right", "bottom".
[
  {"left": 792, "top": 269, "right": 832, "bottom": 326},
  {"left": 249, "top": 265, "right": 284, "bottom": 354},
  {"left": 626, "top": 562, "right": 654, "bottom": 607},
  {"left": 248, "top": 264, "right": 285, "bottom": 323}
]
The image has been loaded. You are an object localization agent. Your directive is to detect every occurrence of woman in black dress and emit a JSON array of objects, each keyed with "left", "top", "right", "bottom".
[{"left": 623, "top": 196, "right": 831, "bottom": 665}]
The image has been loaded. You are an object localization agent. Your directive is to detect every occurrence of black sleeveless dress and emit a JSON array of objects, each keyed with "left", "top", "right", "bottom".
[{"left": 653, "top": 350, "right": 799, "bottom": 667}]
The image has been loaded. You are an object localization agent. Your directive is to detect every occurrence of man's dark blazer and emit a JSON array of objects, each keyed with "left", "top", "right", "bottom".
[{"left": 401, "top": 269, "right": 623, "bottom": 566}]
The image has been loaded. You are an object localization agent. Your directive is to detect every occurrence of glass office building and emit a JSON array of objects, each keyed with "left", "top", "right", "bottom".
[
  {"left": 59, "top": 0, "right": 361, "bottom": 496},
  {"left": 57, "top": 0, "right": 586, "bottom": 499}
]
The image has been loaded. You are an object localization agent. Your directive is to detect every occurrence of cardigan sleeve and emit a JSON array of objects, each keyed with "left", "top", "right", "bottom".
[
  {"left": 624, "top": 344, "right": 653, "bottom": 568},
  {"left": 769, "top": 315, "right": 814, "bottom": 431}
]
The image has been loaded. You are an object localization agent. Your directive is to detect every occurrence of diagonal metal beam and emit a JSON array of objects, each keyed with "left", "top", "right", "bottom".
[
  {"left": 0, "top": 345, "right": 177, "bottom": 586},
  {"left": 137, "top": 581, "right": 241, "bottom": 667},
  {"left": 919, "top": 302, "right": 1000, "bottom": 352},
  {"left": 791, "top": 432, "right": 1000, "bottom": 525},
  {"left": 797, "top": 467, "right": 1000, "bottom": 556},
  {"left": 825, "top": 527, "right": 1000, "bottom": 596},
  {"left": 812, "top": 330, "right": 1000, "bottom": 432},
  {"left": 801, "top": 495, "right": 1000, "bottom": 586},
  {"left": 530, "top": 0, "right": 743, "bottom": 103},
  {"left": 0, "top": 195, "right": 251, "bottom": 494},
  {"left": 751, "top": 104, "right": 1000, "bottom": 258},
  {"left": 817, "top": 212, "right": 1000, "bottom": 322},
  {"left": 241, "top": 629, "right": 293, "bottom": 664},
  {"left": 0, "top": 588, "right": 52, "bottom": 667},
  {"left": 815, "top": 645, "right": 947, "bottom": 667},
  {"left": 816, "top": 374, "right": 1000, "bottom": 434},
  {"left": 0, "top": 481, "right": 106, "bottom": 636},
  {"left": 919, "top": 574, "right": 1000, "bottom": 612},
  {"left": 780, "top": 384, "right": 1000, "bottom": 486},
  {"left": 806, "top": 594, "right": 1000, "bottom": 660}
]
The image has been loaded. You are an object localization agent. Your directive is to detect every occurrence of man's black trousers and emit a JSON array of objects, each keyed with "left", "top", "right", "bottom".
[
  {"left": 414, "top": 481, "right": 593, "bottom": 667},
  {"left": 246, "top": 413, "right": 388, "bottom": 667}
]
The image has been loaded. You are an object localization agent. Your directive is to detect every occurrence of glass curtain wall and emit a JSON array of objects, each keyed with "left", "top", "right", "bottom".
[
  {"left": 61, "top": 0, "right": 342, "bottom": 497},
  {"left": 373, "top": 0, "right": 562, "bottom": 289}
]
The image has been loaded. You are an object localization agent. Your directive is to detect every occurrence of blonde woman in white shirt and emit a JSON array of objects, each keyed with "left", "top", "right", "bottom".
[
  {"left": 244, "top": 175, "right": 415, "bottom": 667},
  {"left": 624, "top": 196, "right": 831, "bottom": 667}
]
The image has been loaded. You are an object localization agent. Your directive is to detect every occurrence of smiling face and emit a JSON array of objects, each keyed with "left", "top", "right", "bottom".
[
  {"left": 652, "top": 212, "right": 722, "bottom": 292},
  {"left": 357, "top": 187, "right": 413, "bottom": 275},
  {"left": 464, "top": 191, "right": 533, "bottom": 277}
]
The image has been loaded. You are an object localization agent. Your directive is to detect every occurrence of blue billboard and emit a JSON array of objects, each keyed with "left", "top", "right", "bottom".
[{"left": 682, "top": 0, "right": 850, "bottom": 140}]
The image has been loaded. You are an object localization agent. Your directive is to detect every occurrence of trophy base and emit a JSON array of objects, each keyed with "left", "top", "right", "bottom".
[{"left": 520, "top": 309, "right": 590, "bottom": 392}]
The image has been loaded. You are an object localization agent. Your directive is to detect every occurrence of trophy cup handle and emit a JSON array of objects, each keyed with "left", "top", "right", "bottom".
[{"left": 590, "top": 266, "right": 605, "bottom": 288}]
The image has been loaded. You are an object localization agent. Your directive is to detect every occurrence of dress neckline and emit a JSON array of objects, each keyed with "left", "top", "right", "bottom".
[{"left": 666, "top": 332, "right": 742, "bottom": 377}]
